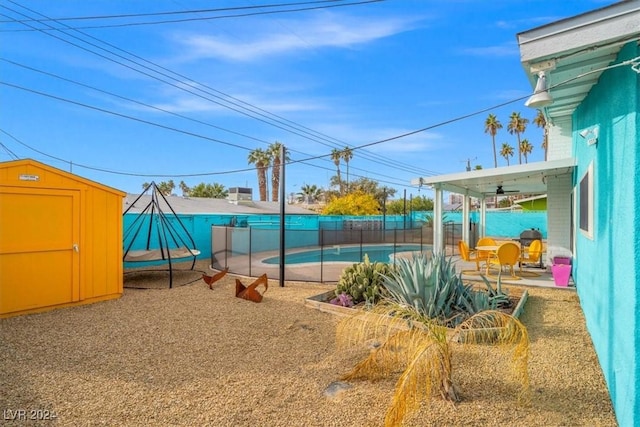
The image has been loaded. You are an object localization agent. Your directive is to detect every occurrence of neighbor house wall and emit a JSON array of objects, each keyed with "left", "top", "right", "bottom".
[
  {"left": 573, "top": 41, "right": 640, "bottom": 426},
  {"left": 545, "top": 174, "right": 573, "bottom": 252}
]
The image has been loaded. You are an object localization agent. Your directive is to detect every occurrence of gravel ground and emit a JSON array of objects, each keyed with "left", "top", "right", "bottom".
[{"left": 1, "top": 260, "right": 617, "bottom": 426}]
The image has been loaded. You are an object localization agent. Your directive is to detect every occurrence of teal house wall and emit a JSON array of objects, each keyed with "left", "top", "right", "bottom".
[
  {"left": 124, "top": 211, "right": 548, "bottom": 268},
  {"left": 573, "top": 41, "right": 640, "bottom": 426}
]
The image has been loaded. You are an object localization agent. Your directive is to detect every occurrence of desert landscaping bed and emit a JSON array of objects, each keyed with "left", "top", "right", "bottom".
[{"left": 0, "top": 260, "right": 616, "bottom": 426}]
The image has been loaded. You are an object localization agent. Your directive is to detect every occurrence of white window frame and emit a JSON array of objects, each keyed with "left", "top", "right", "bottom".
[{"left": 578, "top": 162, "right": 594, "bottom": 240}]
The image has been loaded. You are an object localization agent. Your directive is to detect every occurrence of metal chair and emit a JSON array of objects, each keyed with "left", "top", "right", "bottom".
[
  {"left": 458, "top": 241, "right": 483, "bottom": 271},
  {"left": 487, "top": 242, "right": 521, "bottom": 279},
  {"left": 475, "top": 237, "right": 497, "bottom": 267},
  {"left": 520, "top": 239, "right": 543, "bottom": 269}
]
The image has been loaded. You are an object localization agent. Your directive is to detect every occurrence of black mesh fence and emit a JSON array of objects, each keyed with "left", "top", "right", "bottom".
[{"left": 210, "top": 221, "right": 475, "bottom": 283}]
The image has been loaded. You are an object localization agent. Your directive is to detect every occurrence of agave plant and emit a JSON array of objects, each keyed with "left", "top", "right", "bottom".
[{"left": 379, "top": 251, "right": 498, "bottom": 327}]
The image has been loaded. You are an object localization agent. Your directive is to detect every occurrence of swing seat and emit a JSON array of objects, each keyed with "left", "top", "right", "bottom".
[{"left": 124, "top": 248, "right": 200, "bottom": 262}]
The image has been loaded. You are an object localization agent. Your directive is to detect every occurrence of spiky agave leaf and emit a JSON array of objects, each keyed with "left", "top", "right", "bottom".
[
  {"left": 453, "top": 310, "right": 531, "bottom": 404},
  {"left": 383, "top": 335, "right": 458, "bottom": 427}
]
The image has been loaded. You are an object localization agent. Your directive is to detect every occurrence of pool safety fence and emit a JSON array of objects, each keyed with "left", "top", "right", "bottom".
[{"left": 210, "top": 222, "right": 466, "bottom": 282}]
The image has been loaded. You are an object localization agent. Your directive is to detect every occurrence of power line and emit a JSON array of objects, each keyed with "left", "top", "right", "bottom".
[
  {"left": 0, "top": 0, "right": 384, "bottom": 31},
  {"left": 0, "top": 58, "right": 415, "bottom": 184},
  {"left": 0, "top": 127, "right": 414, "bottom": 188},
  {"left": 0, "top": 1, "right": 347, "bottom": 22},
  {"left": 0, "top": 81, "right": 411, "bottom": 184},
  {"left": 1, "top": 2, "right": 439, "bottom": 177},
  {"left": 0, "top": 69, "right": 544, "bottom": 181},
  {"left": 0, "top": 81, "right": 257, "bottom": 152},
  {"left": 0, "top": 140, "right": 20, "bottom": 160}
]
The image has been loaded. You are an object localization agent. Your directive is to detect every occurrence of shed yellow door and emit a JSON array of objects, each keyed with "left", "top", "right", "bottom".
[{"left": 0, "top": 187, "right": 80, "bottom": 314}]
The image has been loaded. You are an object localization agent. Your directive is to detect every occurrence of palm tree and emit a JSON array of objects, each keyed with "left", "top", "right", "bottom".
[
  {"left": 297, "top": 184, "right": 323, "bottom": 204},
  {"left": 342, "top": 146, "right": 353, "bottom": 192},
  {"left": 533, "top": 110, "right": 548, "bottom": 161},
  {"left": 268, "top": 141, "right": 289, "bottom": 203},
  {"left": 508, "top": 112, "right": 529, "bottom": 164},
  {"left": 520, "top": 139, "right": 533, "bottom": 164},
  {"left": 500, "top": 143, "right": 514, "bottom": 166},
  {"left": 179, "top": 180, "right": 190, "bottom": 196},
  {"left": 330, "top": 148, "right": 343, "bottom": 195},
  {"left": 484, "top": 114, "right": 502, "bottom": 168},
  {"left": 247, "top": 148, "right": 270, "bottom": 202}
]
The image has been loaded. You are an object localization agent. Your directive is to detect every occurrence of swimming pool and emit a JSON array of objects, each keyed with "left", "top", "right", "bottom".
[{"left": 262, "top": 244, "right": 427, "bottom": 265}]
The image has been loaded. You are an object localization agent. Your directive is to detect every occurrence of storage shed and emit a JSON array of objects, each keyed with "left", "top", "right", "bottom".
[{"left": 0, "top": 159, "right": 126, "bottom": 317}]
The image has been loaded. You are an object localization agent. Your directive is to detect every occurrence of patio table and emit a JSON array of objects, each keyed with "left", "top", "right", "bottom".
[{"left": 475, "top": 245, "right": 500, "bottom": 252}]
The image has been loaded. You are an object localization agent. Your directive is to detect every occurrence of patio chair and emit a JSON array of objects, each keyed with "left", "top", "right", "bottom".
[
  {"left": 458, "top": 241, "right": 484, "bottom": 271},
  {"left": 475, "top": 237, "right": 497, "bottom": 267},
  {"left": 487, "top": 242, "right": 521, "bottom": 279},
  {"left": 520, "top": 239, "right": 543, "bottom": 269}
]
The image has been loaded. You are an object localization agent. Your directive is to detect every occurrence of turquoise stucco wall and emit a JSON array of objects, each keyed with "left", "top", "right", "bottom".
[
  {"left": 573, "top": 42, "right": 640, "bottom": 426},
  {"left": 123, "top": 210, "right": 547, "bottom": 268}
]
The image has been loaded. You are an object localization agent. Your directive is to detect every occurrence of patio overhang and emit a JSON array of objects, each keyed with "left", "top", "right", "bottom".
[
  {"left": 411, "top": 158, "right": 576, "bottom": 199},
  {"left": 517, "top": 1, "right": 640, "bottom": 124}
]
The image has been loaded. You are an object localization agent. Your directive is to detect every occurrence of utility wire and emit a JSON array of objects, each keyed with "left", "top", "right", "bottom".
[
  {"left": 0, "top": 126, "right": 413, "bottom": 188},
  {"left": 0, "top": 81, "right": 257, "bottom": 152},
  {"left": 0, "top": 0, "right": 383, "bottom": 31},
  {"left": 2, "top": 1, "right": 438, "bottom": 177},
  {"left": 0, "top": 140, "right": 20, "bottom": 159},
  {"left": 5, "top": 51, "right": 632, "bottom": 177},
  {"left": 0, "top": 58, "right": 409, "bottom": 183},
  {"left": 1, "top": 1, "right": 348, "bottom": 22}
]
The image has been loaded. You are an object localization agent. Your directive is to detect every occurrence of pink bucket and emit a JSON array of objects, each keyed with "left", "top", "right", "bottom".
[{"left": 552, "top": 264, "right": 571, "bottom": 287}]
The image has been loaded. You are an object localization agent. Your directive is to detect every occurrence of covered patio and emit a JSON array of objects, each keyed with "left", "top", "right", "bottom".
[{"left": 412, "top": 157, "right": 576, "bottom": 287}]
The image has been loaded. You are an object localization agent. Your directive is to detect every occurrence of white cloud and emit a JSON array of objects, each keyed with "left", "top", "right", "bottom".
[
  {"left": 149, "top": 91, "right": 327, "bottom": 115},
  {"left": 459, "top": 42, "right": 519, "bottom": 57},
  {"left": 173, "top": 12, "right": 421, "bottom": 62},
  {"left": 307, "top": 122, "right": 441, "bottom": 154},
  {"left": 493, "top": 89, "right": 530, "bottom": 101},
  {"left": 496, "top": 15, "right": 566, "bottom": 30}
]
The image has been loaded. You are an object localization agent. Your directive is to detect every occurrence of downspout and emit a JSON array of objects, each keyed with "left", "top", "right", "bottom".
[
  {"left": 462, "top": 190, "right": 470, "bottom": 247},
  {"left": 480, "top": 196, "right": 487, "bottom": 238},
  {"left": 434, "top": 185, "right": 444, "bottom": 254}
]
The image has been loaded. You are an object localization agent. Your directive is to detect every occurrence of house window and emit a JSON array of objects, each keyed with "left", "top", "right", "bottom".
[{"left": 579, "top": 162, "right": 593, "bottom": 239}]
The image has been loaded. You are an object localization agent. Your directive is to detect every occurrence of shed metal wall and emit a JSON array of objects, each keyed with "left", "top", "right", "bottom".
[{"left": 0, "top": 159, "right": 125, "bottom": 317}]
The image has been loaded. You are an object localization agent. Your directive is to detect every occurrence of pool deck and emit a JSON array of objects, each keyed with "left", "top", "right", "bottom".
[{"left": 212, "top": 248, "right": 575, "bottom": 291}]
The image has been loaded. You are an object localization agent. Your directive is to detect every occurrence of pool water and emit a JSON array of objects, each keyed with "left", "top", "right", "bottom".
[{"left": 262, "top": 244, "right": 426, "bottom": 265}]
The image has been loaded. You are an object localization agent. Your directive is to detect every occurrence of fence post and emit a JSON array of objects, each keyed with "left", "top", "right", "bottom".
[
  {"left": 224, "top": 226, "right": 229, "bottom": 269},
  {"left": 248, "top": 227, "right": 252, "bottom": 277},
  {"left": 320, "top": 229, "right": 324, "bottom": 283}
]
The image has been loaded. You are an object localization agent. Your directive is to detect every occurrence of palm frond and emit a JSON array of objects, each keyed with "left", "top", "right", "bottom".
[
  {"left": 454, "top": 310, "right": 531, "bottom": 404},
  {"left": 384, "top": 336, "right": 458, "bottom": 427},
  {"left": 341, "top": 329, "right": 415, "bottom": 381}
]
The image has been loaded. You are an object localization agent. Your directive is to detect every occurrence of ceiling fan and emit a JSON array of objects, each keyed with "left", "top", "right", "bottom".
[{"left": 496, "top": 185, "right": 519, "bottom": 195}]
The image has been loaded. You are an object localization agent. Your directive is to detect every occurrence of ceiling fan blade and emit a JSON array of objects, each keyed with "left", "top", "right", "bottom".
[{"left": 496, "top": 185, "right": 519, "bottom": 195}]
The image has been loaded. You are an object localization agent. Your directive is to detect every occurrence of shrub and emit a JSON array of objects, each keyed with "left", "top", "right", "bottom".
[{"left": 334, "top": 254, "right": 394, "bottom": 306}]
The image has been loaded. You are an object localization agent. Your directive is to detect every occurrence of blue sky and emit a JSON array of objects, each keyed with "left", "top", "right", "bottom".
[{"left": 0, "top": 0, "right": 610, "bottom": 200}]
